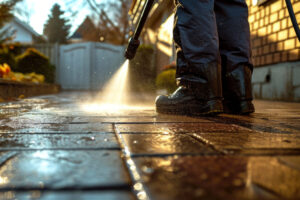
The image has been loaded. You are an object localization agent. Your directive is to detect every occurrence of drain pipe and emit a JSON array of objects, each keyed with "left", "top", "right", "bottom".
[{"left": 285, "top": 0, "right": 300, "bottom": 42}]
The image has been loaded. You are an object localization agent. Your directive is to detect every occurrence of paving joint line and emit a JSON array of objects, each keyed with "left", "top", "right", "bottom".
[
  {"left": 207, "top": 116, "right": 293, "bottom": 134},
  {"left": 0, "top": 132, "right": 115, "bottom": 135},
  {"left": 188, "top": 133, "right": 227, "bottom": 155},
  {"left": 252, "top": 182, "right": 282, "bottom": 198},
  {"left": 0, "top": 185, "right": 132, "bottom": 192},
  {"left": 0, "top": 152, "right": 18, "bottom": 167},
  {"left": 0, "top": 148, "right": 122, "bottom": 151},
  {"left": 129, "top": 152, "right": 221, "bottom": 158},
  {"left": 113, "top": 123, "right": 150, "bottom": 200},
  {"left": 104, "top": 121, "right": 211, "bottom": 124}
]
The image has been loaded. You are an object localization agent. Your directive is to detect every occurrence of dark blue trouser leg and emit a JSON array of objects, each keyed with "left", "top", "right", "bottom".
[
  {"left": 174, "top": 0, "right": 253, "bottom": 102},
  {"left": 215, "top": 0, "right": 253, "bottom": 101},
  {"left": 173, "top": 0, "right": 222, "bottom": 100}
]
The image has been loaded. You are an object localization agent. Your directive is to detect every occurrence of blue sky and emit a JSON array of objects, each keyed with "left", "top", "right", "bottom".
[{"left": 13, "top": 0, "right": 93, "bottom": 35}]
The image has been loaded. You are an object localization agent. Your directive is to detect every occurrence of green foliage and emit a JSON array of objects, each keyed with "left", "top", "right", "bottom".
[
  {"left": 15, "top": 48, "right": 55, "bottom": 83},
  {"left": 0, "top": 45, "right": 17, "bottom": 71},
  {"left": 156, "top": 69, "right": 177, "bottom": 94},
  {"left": 43, "top": 4, "right": 71, "bottom": 44},
  {"left": 0, "top": 0, "right": 22, "bottom": 43},
  {"left": 0, "top": 0, "right": 20, "bottom": 28},
  {"left": 128, "top": 45, "right": 156, "bottom": 93},
  {"left": 1, "top": 43, "right": 23, "bottom": 55}
]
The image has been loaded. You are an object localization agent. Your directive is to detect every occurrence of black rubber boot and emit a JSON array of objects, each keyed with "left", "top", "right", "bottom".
[
  {"left": 156, "top": 87, "right": 223, "bottom": 116},
  {"left": 222, "top": 65, "right": 255, "bottom": 114},
  {"left": 155, "top": 0, "right": 223, "bottom": 116},
  {"left": 223, "top": 100, "right": 255, "bottom": 115}
]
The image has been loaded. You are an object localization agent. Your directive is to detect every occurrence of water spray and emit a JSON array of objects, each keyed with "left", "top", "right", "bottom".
[{"left": 124, "top": 0, "right": 155, "bottom": 60}]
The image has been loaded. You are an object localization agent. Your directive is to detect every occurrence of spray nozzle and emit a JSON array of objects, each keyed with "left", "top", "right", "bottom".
[{"left": 124, "top": 37, "right": 140, "bottom": 60}]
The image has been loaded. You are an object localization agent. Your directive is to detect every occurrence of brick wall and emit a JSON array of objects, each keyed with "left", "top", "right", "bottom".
[{"left": 247, "top": 0, "right": 300, "bottom": 66}]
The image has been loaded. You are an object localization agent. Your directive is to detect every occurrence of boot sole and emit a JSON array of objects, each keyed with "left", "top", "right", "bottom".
[
  {"left": 223, "top": 101, "right": 255, "bottom": 115},
  {"left": 156, "top": 100, "right": 223, "bottom": 116}
]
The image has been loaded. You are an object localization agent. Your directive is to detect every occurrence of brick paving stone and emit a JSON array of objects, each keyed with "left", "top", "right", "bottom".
[
  {"left": 121, "top": 133, "right": 217, "bottom": 156},
  {"left": 68, "top": 115, "right": 212, "bottom": 123},
  {"left": 0, "top": 133, "right": 119, "bottom": 150},
  {"left": 1, "top": 93, "right": 300, "bottom": 200},
  {"left": 189, "top": 132, "right": 300, "bottom": 150},
  {"left": 0, "top": 151, "right": 131, "bottom": 190},
  {"left": 6, "top": 115, "right": 85, "bottom": 124},
  {"left": 0, "top": 191, "right": 135, "bottom": 200},
  {"left": 0, "top": 123, "right": 113, "bottom": 133},
  {"left": 133, "top": 155, "right": 300, "bottom": 200},
  {"left": 207, "top": 115, "right": 298, "bottom": 134},
  {"left": 213, "top": 102, "right": 300, "bottom": 133}
]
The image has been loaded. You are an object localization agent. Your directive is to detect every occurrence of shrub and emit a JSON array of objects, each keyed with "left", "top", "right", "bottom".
[
  {"left": 0, "top": 46, "right": 17, "bottom": 71},
  {"left": 155, "top": 69, "right": 177, "bottom": 94},
  {"left": 5, "top": 43, "right": 23, "bottom": 56},
  {"left": 128, "top": 45, "right": 156, "bottom": 93},
  {"left": 16, "top": 48, "right": 55, "bottom": 83}
]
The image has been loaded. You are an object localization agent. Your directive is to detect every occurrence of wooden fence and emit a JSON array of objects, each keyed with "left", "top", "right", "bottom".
[{"left": 21, "top": 42, "right": 124, "bottom": 90}]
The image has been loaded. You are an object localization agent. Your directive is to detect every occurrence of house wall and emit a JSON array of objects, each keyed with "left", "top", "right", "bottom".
[
  {"left": 247, "top": 0, "right": 300, "bottom": 65},
  {"left": 247, "top": 0, "right": 300, "bottom": 101},
  {"left": 5, "top": 21, "right": 33, "bottom": 43},
  {"left": 152, "top": 13, "right": 174, "bottom": 73},
  {"left": 142, "top": 0, "right": 174, "bottom": 73},
  {"left": 252, "top": 61, "right": 300, "bottom": 101}
]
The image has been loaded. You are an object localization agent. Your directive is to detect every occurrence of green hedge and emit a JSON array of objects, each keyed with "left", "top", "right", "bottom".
[
  {"left": 128, "top": 45, "right": 156, "bottom": 93},
  {"left": 15, "top": 48, "right": 55, "bottom": 83},
  {"left": 155, "top": 69, "right": 177, "bottom": 94},
  {"left": 0, "top": 46, "right": 17, "bottom": 71}
]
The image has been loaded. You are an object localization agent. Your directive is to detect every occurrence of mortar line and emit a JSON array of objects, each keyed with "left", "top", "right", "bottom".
[
  {"left": 104, "top": 121, "right": 212, "bottom": 124},
  {"left": 0, "top": 132, "right": 115, "bottom": 135},
  {"left": 0, "top": 185, "right": 131, "bottom": 192},
  {"left": 206, "top": 116, "right": 295, "bottom": 133},
  {"left": 0, "top": 148, "right": 122, "bottom": 151},
  {"left": 112, "top": 123, "right": 150, "bottom": 200},
  {"left": 0, "top": 152, "right": 18, "bottom": 168},
  {"left": 187, "top": 133, "right": 227, "bottom": 155}
]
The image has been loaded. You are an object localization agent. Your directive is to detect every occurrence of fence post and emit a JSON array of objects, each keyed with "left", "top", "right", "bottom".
[
  {"left": 89, "top": 42, "right": 94, "bottom": 90},
  {"left": 54, "top": 43, "right": 60, "bottom": 84}
]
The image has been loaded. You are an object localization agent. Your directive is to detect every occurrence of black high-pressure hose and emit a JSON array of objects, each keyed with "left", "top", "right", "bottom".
[{"left": 285, "top": 0, "right": 300, "bottom": 42}]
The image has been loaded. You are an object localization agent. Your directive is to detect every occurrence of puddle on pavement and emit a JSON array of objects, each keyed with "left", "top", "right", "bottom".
[
  {"left": 0, "top": 133, "right": 119, "bottom": 149},
  {"left": 0, "top": 150, "right": 131, "bottom": 189},
  {"left": 133, "top": 155, "right": 299, "bottom": 200}
]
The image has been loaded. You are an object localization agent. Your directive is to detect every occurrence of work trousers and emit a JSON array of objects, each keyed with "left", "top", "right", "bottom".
[{"left": 174, "top": 0, "right": 253, "bottom": 101}]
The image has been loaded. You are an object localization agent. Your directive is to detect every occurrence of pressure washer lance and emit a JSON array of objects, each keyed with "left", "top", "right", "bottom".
[{"left": 124, "top": 0, "right": 155, "bottom": 60}]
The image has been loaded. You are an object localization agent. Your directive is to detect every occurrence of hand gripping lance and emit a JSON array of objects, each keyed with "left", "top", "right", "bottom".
[{"left": 124, "top": 0, "right": 155, "bottom": 60}]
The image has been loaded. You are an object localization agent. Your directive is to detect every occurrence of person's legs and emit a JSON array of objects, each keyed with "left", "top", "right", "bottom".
[
  {"left": 215, "top": 0, "right": 255, "bottom": 114},
  {"left": 156, "top": 0, "right": 223, "bottom": 115}
]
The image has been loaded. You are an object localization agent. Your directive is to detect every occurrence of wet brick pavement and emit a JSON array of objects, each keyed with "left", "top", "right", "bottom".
[{"left": 0, "top": 92, "right": 299, "bottom": 200}]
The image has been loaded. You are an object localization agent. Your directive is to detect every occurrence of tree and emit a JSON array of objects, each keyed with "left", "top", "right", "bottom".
[
  {"left": 43, "top": 4, "right": 71, "bottom": 44},
  {"left": 0, "top": 0, "right": 21, "bottom": 43},
  {"left": 65, "top": 0, "right": 131, "bottom": 45},
  {"left": 14, "top": 1, "right": 33, "bottom": 24},
  {"left": 87, "top": 0, "right": 131, "bottom": 45}
]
